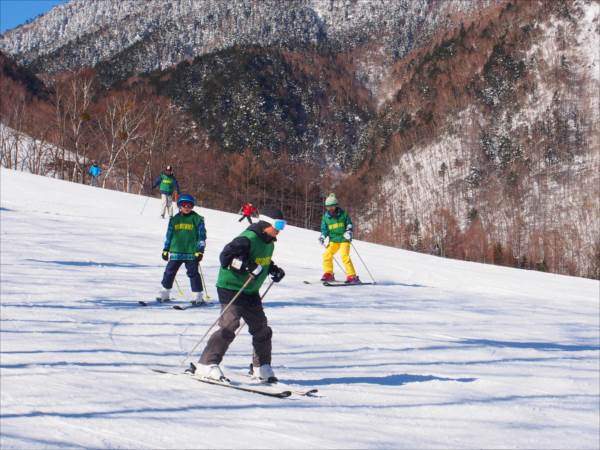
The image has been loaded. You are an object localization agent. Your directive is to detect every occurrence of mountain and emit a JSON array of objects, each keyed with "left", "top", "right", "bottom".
[
  {"left": 358, "top": 0, "right": 599, "bottom": 277},
  {"left": 0, "top": 0, "right": 484, "bottom": 94},
  {"left": 0, "top": 0, "right": 486, "bottom": 164}
]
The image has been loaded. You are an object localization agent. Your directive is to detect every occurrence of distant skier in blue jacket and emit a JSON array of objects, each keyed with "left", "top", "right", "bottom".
[
  {"left": 88, "top": 161, "right": 102, "bottom": 186},
  {"left": 152, "top": 165, "right": 180, "bottom": 218}
]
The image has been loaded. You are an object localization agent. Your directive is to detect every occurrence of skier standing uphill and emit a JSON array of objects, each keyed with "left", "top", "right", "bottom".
[
  {"left": 188, "top": 206, "right": 286, "bottom": 383},
  {"left": 159, "top": 194, "right": 206, "bottom": 303},
  {"left": 319, "top": 193, "right": 360, "bottom": 284},
  {"left": 88, "top": 160, "right": 102, "bottom": 186},
  {"left": 152, "top": 165, "right": 180, "bottom": 218},
  {"left": 238, "top": 202, "right": 259, "bottom": 224}
]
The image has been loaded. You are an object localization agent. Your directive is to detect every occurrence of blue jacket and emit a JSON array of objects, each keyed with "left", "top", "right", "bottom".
[{"left": 88, "top": 165, "right": 101, "bottom": 177}]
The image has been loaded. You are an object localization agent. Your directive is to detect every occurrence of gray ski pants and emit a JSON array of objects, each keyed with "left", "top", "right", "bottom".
[
  {"left": 199, "top": 287, "right": 272, "bottom": 367},
  {"left": 160, "top": 193, "right": 173, "bottom": 217}
]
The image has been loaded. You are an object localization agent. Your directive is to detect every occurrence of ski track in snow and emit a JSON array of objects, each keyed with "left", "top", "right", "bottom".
[{"left": 1, "top": 168, "right": 599, "bottom": 449}]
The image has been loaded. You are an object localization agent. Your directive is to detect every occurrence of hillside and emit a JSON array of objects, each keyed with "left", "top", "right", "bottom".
[
  {"left": 357, "top": 0, "right": 600, "bottom": 278},
  {"left": 1, "top": 167, "right": 599, "bottom": 449}
]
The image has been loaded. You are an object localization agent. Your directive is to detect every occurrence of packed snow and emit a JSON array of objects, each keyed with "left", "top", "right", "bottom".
[{"left": 1, "top": 167, "right": 598, "bottom": 449}]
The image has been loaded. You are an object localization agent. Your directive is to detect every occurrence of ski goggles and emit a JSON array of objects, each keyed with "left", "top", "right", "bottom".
[
  {"left": 179, "top": 202, "right": 194, "bottom": 208},
  {"left": 273, "top": 219, "right": 286, "bottom": 231}
]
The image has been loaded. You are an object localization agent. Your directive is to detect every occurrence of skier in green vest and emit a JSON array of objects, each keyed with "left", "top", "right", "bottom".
[
  {"left": 319, "top": 193, "right": 360, "bottom": 284},
  {"left": 187, "top": 206, "right": 286, "bottom": 383},
  {"left": 152, "top": 165, "right": 180, "bottom": 218},
  {"left": 159, "top": 194, "right": 206, "bottom": 303}
]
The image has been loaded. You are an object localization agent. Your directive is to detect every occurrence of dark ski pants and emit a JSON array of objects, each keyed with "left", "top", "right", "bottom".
[
  {"left": 238, "top": 215, "right": 252, "bottom": 224},
  {"left": 200, "top": 287, "right": 272, "bottom": 367},
  {"left": 161, "top": 259, "right": 203, "bottom": 292}
]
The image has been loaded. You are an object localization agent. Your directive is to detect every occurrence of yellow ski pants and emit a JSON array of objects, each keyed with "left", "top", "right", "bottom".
[{"left": 323, "top": 242, "right": 356, "bottom": 277}]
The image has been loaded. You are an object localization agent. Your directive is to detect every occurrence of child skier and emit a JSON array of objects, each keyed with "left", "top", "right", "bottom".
[
  {"left": 187, "top": 206, "right": 286, "bottom": 383},
  {"left": 238, "top": 202, "right": 259, "bottom": 224},
  {"left": 319, "top": 193, "right": 360, "bottom": 284},
  {"left": 159, "top": 194, "right": 206, "bottom": 302},
  {"left": 88, "top": 160, "right": 102, "bottom": 186},
  {"left": 152, "top": 165, "right": 180, "bottom": 218}
]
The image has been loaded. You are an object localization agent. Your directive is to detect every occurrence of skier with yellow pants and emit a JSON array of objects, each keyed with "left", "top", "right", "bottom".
[{"left": 318, "top": 193, "right": 360, "bottom": 284}]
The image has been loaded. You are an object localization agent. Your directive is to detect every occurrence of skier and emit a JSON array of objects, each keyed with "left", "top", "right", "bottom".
[
  {"left": 152, "top": 165, "right": 180, "bottom": 218},
  {"left": 159, "top": 194, "right": 206, "bottom": 303},
  {"left": 88, "top": 160, "right": 102, "bottom": 186},
  {"left": 187, "top": 206, "right": 286, "bottom": 383},
  {"left": 318, "top": 193, "right": 360, "bottom": 284},
  {"left": 238, "top": 202, "right": 259, "bottom": 224}
]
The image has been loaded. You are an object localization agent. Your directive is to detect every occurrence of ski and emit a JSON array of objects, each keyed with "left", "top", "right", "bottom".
[
  {"left": 303, "top": 280, "right": 374, "bottom": 287},
  {"left": 246, "top": 365, "right": 318, "bottom": 396},
  {"left": 194, "top": 376, "right": 292, "bottom": 398},
  {"left": 323, "top": 281, "right": 374, "bottom": 287},
  {"left": 138, "top": 298, "right": 174, "bottom": 307},
  {"left": 151, "top": 369, "right": 292, "bottom": 398},
  {"left": 173, "top": 301, "right": 213, "bottom": 310}
]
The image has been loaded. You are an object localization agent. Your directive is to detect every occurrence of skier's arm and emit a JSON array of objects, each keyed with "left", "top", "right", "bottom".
[
  {"left": 320, "top": 216, "right": 329, "bottom": 238},
  {"left": 345, "top": 213, "right": 353, "bottom": 232},
  {"left": 173, "top": 177, "right": 180, "bottom": 194},
  {"left": 152, "top": 175, "right": 161, "bottom": 189},
  {"left": 219, "top": 236, "right": 251, "bottom": 268},
  {"left": 163, "top": 219, "right": 174, "bottom": 250}
]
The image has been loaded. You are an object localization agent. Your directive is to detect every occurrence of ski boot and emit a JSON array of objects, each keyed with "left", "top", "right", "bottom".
[
  {"left": 345, "top": 275, "right": 361, "bottom": 284},
  {"left": 158, "top": 287, "right": 171, "bottom": 302},
  {"left": 250, "top": 363, "right": 278, "bottom": 384},
  {"left": 320, "top": 272, "right": 335, "bottom": 282}
]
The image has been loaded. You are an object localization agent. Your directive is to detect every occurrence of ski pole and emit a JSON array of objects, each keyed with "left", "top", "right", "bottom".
[
  {"left": 180, "top": 274, "right": 255, "bottom": 367},
  {"left": 174, "top": 278, "right": 185, "bottom": 298},
  {"left": 198, "top": 263, "right": 212, "bottom": 301},
  {"left": 351, "top": 242, "right": 377, "bottom": 284},
  {"left": 333, "top": 255, "right": 345, "bottom": 274},
  {"left": 140, "top": 195, "right": 150, "bottom": 215},
  {"left": 234, "top": 279, "right": 275, "bottom": 337}
]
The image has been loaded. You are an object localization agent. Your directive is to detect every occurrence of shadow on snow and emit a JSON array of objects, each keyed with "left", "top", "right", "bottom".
[
  {"left": 25, "top": 258, "right": 159, "bottom": 269},
  {"left": 286, "top": 373, "right": 477, "bottom": 387}
]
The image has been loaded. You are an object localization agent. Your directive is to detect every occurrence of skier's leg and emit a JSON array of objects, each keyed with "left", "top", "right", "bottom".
[
  {"left": 242, "top": 299, "right": 272, "bottom": 366},
  {"left": 238, "top": 216, "right": 245, "bottom": 222},
  {"left": 161, "top": 260, "right": 183, "bottom": 289},
  {"left": 323, "top": 242, "right": 339, "bottom": 275},
  {"left": 184, "top": 259, "right": 202, "bottom": 293},
  {"left": 246, "top": 216, "right": 252, "bottom": 224},
  {"left": 199, "top": 289, "right": 243, "bottom": 365},
  {"left": 340, "top": 242, "right": 356, "bottom": 276},
  {"left": 166, "top": 194, "right": 173, "bottom": 217},
  {"left": 160, "top": 193, "right": 168, "bottom": 217}
]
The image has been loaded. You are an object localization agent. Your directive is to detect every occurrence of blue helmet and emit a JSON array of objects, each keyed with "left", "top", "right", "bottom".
[{"left": 177, "top": 194, "right": 196, "bottom": 207}]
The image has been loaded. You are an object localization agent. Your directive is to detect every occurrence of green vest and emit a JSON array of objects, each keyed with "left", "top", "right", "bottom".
[
  {"left": 159, "top": 174, "right": 176, "bottom": 193},
  {"left": 168, "top": 212, "right": 204, "bottom": 254},
  {"left": 217, "top": 229, "right": 274, "bottom": 295},
  {"left": 321, "top": 208, "right": 352, "bottom": 243}
]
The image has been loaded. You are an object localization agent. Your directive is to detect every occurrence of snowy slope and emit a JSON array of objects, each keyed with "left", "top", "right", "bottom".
[{"left": 1, "top": 168, "right": 598, "bottom": 449}]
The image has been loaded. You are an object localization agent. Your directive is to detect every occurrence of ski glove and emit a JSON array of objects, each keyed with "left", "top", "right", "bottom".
[
  {"left": 343, "top": 231, "right": 353, "bottom": 241},
  {"left": 269, "top": 264, "right": 285, "bottom": 283},
  {"left": 318, "top": 235, "right": 326, "bottom": 246},
  {"left": 194, "top": 251, "right": 203, "bottom": 262},
  {"left": 161, "top": 250, "right": 169, "bottom": 261},
  {"left": 246, "top": 261, "right": 263, "bottom": 277}
]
